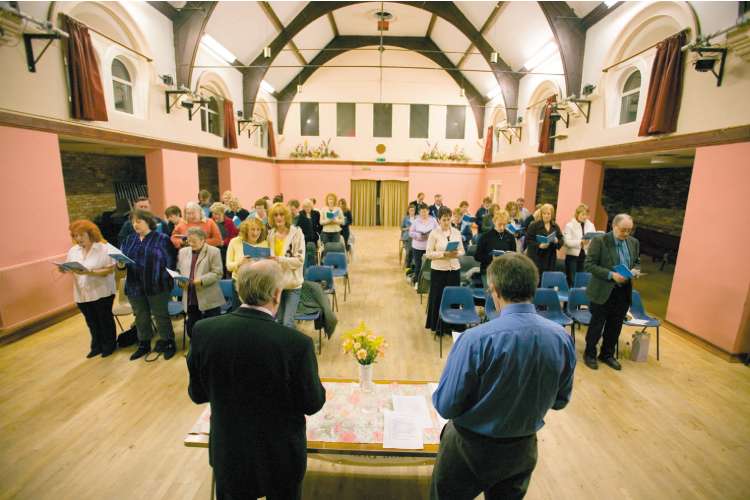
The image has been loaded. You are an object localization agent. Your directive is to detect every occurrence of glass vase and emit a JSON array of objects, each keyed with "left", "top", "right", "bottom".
[{"left": 359, "top": 363, "right": 374, "bottom": 393}]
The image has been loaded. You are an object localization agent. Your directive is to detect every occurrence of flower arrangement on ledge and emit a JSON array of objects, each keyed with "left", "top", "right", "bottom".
[
  {"left": 290, "top": 138, "right": 340, "bottom": 159},
  {"left": 342, "top": 321, "right": 387, "bottom": 365},
  {"left": 420, "top": 142, "right": 470, "bottom": 162}
]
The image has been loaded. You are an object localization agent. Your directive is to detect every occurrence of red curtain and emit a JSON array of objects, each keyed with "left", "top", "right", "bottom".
[
  {"left": 537, "top": 95, "right": 557, "bottom": 153},
  {"left": 483, "top": 126, "right": 494, "bottom": 163},
  {"left": 267, "top": 120, "right": 277, "bottom": 158},
  {"left": 223, "top": 100, "right": 238, "bottom": 149},
  {"left": 63, "top": 15, "right": 108, "bottom": 121},
  {"left": 638, "top": 32, "right": 686, "bottom": 136}
]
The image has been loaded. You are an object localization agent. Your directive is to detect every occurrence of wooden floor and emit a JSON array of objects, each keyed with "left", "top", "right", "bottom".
[{"left": 1, "top": 226, "right": 748, "bottom": 500}]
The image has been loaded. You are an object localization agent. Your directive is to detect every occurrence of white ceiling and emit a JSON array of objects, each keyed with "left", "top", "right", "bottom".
[{"left": 203, "top": 1, "right": 590, "bottom": 98}]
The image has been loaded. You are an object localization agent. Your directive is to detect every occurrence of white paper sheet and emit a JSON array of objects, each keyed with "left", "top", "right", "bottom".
[
  {"left": 392, "top": 395, "right": 433, "bottom": 429},
  {"left": 383, "top": 410, "right": 424, "bottom": 449},
  {"left": 452, "top": 330, "right": 463, "bottom": 343},
  {"left": 427, "top": 383, "right": 448, "bottom": 430}
]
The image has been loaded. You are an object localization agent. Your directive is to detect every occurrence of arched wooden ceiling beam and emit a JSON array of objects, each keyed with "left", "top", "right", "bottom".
[
  {"left": 172, "top": 1, "right": 219, "bottom": 88},
  {"left": 537, "top": 1, "right": 585, "bottom": 97},
  {"left": 274, "top": 36, "right": 487, "bottom": 137}
]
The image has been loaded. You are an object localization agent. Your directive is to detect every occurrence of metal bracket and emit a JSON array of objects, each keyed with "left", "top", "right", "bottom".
[
  {"left": 568, "top": 98, "right": 591, "bottom": 123},
  {"left": 499, "top": 126, "right": 523, "bottom": 144},
  {"left": 188, "top": 100, "right": 209, "bottom": 121},
  {"left": 691, "top": 47, "right": 728, "bottom": 87},
  {"left": 237, "top": 120, "right": 261, "bottom": 138},
  {"left": 550, "top": 107, "right": 570, "bottom": 128},
  {"left": 165, "top": 90, "right": 189, "bottom": 113},
  {"left": 23, "top": 33, "right": 60, "bottom": 72}
]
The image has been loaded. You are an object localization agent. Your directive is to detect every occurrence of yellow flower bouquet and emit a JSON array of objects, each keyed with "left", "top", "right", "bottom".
[{"left": 341, "top": 321, "right": 387, "bottom": 366}]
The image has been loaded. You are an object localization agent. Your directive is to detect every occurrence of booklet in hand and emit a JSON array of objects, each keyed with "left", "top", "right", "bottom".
[
  {"left": 232, "top": 216, "right": 241, "bottom": 227},
  {"left": 491, "top": 250, "right": 507, "bottom": 258},
  {"left": 445, "top": 241, "right": 460, "bottom": 252},
  {"left": 53, "top": 261, "right": 89, "bottom": 273},
  {"left": 326, "top": 211, "right": 336, "bottom": 220},
  {"left": 535, "top": 232, "right": 557, "bottom": 244},
  {"left": 462, "top": 214, "right": 475, "bottom": 224},
  {"left": 166, "top": 268, "right": 189, "bottom": 283},
  {"left": 105, "top": 243, "right": 135, "bottom": 265},
  {"left": 507, "top": 223, "right": 523, "bottom": 234},
  {"left": 243, "top": 243, "right": 271, "bottom": 259},
  {"left": 613, "top": 264, "right": 634, "bottom": 279},
  {"left": 582, "top": 231, "right": 605, "bottom": 240}
]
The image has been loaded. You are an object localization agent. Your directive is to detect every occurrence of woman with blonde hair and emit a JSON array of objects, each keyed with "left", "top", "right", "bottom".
[
  {"left": 268, "top": 202, "right": 306, "bottom": 327},
  {"left": 525, "top": 203, "right": 564, "bottom": 279},
  {"left": 563, "top": 203, "right": 597, "bottom": 286},
  {"left": 320, "top": 192, "right": 345, "bottom": 245},
  {"left": 474, "top": 209, "right": 516, "bottom": 286},
  {"left": 226, "top": 218, "right": 269, "bottom": 309}
]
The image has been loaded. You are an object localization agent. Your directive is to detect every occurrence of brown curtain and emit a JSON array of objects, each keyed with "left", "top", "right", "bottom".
[
  {"left": 379, "top": 180, "right": 409, "bottom": 227},
  {"left": 223, "top": 100, "right": 238, "bottom": 149},
  {"left": 267, "top": 120, "right": 277, "bottom": 157},
  {"left": 537, "top": 95, "right": 556, "bottom": 153},
  {"left": 483, "top": 126, "right": 494, "bottom": 163},
  {"left": 63, "top": 14, "right": 108, "bottom": 121},
  {"left": 350, "top": 180, "right": 377, "bottom": 226},
  {"left": 638, "top": 32, "right": 686, "bottom": 136}
]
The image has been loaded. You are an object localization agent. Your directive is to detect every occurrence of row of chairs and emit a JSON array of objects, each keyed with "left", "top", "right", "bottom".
[{"left": 437, "top": 286, "right": 661, "bottom": 360}]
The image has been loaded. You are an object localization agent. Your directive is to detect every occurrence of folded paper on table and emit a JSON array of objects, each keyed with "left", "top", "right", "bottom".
[
  {"left": 392, "top": 395, "right": 433, "bottom": 429},
  {"left": 243, "top": 243, "right": 271, "bottom": 258},
  {"left": 166, "top": 268, "right": 189, "bottom": 282},
  {"left": 444, "top": 241, "right": 459, "bottom": 252},
  {"left": 613, "top": 264, "right": 634, "bottom": 280},
  {"left": 52, "top": 261, "right": 89, "bottom": 273},
  {"left": 582, "top": 231, "right": 605, "bottom": 240},
  {"left": 383, "top": 410, "right": 424, "bottom": 449}
]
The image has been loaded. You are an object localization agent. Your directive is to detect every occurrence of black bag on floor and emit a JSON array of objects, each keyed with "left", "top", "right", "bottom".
[{"left": 117, "top": 326, "right": 138, "bottom": 347}]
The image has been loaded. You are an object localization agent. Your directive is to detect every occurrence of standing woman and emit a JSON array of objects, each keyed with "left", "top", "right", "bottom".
[
  {"left": 401, "top": 204, "right": 417, "bottom": 272},
  {"left": 171, "top": 202, "right": 222, "bottom": 249},
  {"left": 226, "top": 218, "right": 269, "bottom": 308},
  {"left": 268, "top": 203, "right": 306, "bottom": 328},
  {"left": 65, "top": 220, "right": 117, "bottom": 358},
  {"left": 177, "top": 227, "right": 225, "bottom": 338},
  {"left": 119, "top": 209, "right": 177, "bottom": 360},
  {"left": 320, "top": 193, "right": 345, "bottom": 245},
  {"left": 525, "top": 203, "right": 564, "bottom": 280},
  {"left": 210, "top": 202, "right": 238, "bottom": 277},
  {"left": 338, "top": 198, "right": 353, "bottom": 251},
  {"left": 563, "top": 204, "right": 597, "bottom": 287},
  {"left": 425, "top": 206, "right": 465, "bottom": 335},
  {"left": 409, "top": 204, "right": 438, "bottom": 287},
  {"left": 474, "top": 209, "right": 516, "bottom": 288}
]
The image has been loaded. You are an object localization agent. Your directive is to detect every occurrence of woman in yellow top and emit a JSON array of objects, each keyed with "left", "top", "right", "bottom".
[
  {"left": 225, "top": 218, "right": 269, "bottom": 309},
  {"left": 267, "top": 202, "right": 305, "bottom": 328}
]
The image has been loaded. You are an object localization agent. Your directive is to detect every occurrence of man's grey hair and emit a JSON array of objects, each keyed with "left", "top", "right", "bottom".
[
  {"left": 187, "top": 227, "right": 206, "bottom": 240},
  {"left": 612, "top": 213, "right": 633, "bottom": 227},
  {"left": 237, "top": 260, "right": 282, "bottom": 306}
]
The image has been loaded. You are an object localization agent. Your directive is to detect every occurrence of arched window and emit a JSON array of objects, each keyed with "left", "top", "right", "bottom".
[
  {"left": 200, "top": 97, "right": 221, "bottom": 136},
  {"left": 111, "top": 58, "right": 133, "bottom": 114},
  {"left": 619, "top": 70, "right": 641, "bottom": 125}
]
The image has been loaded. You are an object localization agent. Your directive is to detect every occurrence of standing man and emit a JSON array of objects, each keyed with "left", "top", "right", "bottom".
[
  {"left": 475, "top": 196, "right": 492, "bottom": 222},
  {"left": 187, "top": 260, "right": 326, "bottom": 500},
  {"left": 431, "top": 253, "right": 576, "bottom": 500},
  {"left": 584, "top": 213, "right": 640, "bottom": 371},
  {"left": 117, "top": 196, "right": 166, "bottom": 245},
  {"left": 410, "top": 192, "right": 426, "bottom": 209},
  {"left": 429, "top": 194, "right": 444, "bottom": 219},
  {"left": 517, "top": 198, "right": 530, "bottom": 221}
]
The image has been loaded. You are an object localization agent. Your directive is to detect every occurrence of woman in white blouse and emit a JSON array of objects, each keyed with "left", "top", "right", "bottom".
[
  {"left": 267, "top": 202, "right": 306, "bottom": 328},
  {"left": 563, "top": 204, "right": 597, "bottom": 287},
  {"left": 425, "top": 206, "right": 465, "bottom": 335},
  {"left": 320, "top": 193, "right": 345, "bottom": 245},
  {"left": 63, "top": 220, "right": 117, "bottom": 358}
]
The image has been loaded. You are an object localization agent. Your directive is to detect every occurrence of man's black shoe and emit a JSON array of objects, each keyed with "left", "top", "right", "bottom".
[
  {"left": 130, "top": 341, "right": 151, "bottom": 361},
  {"left": 584, "top": 355, "right": 598, "bottom": 370},
  {"left": 163, "top": 340, "right": 177, "bottom": 360},
  {"left": 154, "top": 340, "right": 166, "bottom": 353},
  {"left": 86, "top": 348, "right": 102, "bottom": 358},
  {"left": 599, "top": 356, "right": 622, "bottom": 371}
]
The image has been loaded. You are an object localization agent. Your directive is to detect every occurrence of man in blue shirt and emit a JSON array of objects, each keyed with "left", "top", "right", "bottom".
[{"left": 431, "top": 253, "right": 576, "bottom": 500}]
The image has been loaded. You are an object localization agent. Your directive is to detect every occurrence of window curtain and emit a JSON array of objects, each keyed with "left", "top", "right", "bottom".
[
  {"left": 350, "top": 180, "right": 377, "bottom": 226},
  {"left": 638, "top": 32, "right": 686, "bottom": 137},
  {"left": 483, "top": 125, "right": 494, "bottom": 163},
  {"left": 537, "top": 95, "right": 556, "bottom": 153},
  {"left": 223, "top": 100, "right": 238, "bottom": 149},
  {"left": 267, "top": 120, "right": 277, "bottom": 157},
  {"left": 379, "top": 180, "right": 409, "bottom": 227},
  {"left": 63, "top": 14, "right": 108, "bottom": 121}
]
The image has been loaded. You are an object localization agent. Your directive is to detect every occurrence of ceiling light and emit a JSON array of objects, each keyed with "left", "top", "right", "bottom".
[
  {"left": 523, "top": 41, "right": 558, "bottom": 71},
  {"left": 263, "top": 46, "right": 271, "bottom": 58},
  {"left": 260, "top": 80, "right": 275, "bottom": 94},
  {"left": 490, "top": 51, "right": 498, "bottom": 64},
  {"left": 201, "top": 34, "right": 237, "bottom": 65},
  {"left": 486, "top": 86, "right": 502, "bottom": 100},
  {"left": 604, "top": 1, "right": 618, "bottom": 7}
]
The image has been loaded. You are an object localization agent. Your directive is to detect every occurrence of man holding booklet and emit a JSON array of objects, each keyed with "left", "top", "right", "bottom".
[{"left": 583, "top": 213, "right": 641, "bottom": 371}]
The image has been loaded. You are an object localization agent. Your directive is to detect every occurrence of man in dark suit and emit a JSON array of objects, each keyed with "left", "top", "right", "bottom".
[
  {"left": 429, "top": 194, "right": 444, "bottom": 219},
  {"left": 187, "top": 260, "right": 326, "bottom": 500},
  {"left": 409, "top": 191, "right": 426, "bottom": 209},
  {"left": 584, "top": 213, "right": 641, "bottom": 371}
]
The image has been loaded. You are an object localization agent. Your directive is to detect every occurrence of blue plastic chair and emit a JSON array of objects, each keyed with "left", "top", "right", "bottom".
[
  {"left": 565, "top": 288, "right": 591, "bottom": 344},
  {"left": 541, "top": 271, "right": 570, "bottom": 303},
  {"left": 534, "top": 288, "right": 573, "bottom": 328},
  {"left": 625, "top": 290, "right": 662, "bottom": 360},
  {"left": 294, "top": 310, "right": 324, "bottom": 355},
  {"left": 573, "top": 272, "right": 592, "bottom": 289},
  {"left": 168, "top": 283, "right": 187, "bottom": 349},
  {"left": 484, "top": 289, "right": 499, "bottom": 322},
  {"left": 471, "top": 287, "right": 486, "bottom": 304},
  {"left": 323, "top": 252, "right": 350, "bottom": 301},
  {"left": 219, "top": 279, "right": 235, "bottom": 315},
  {"left": 304, "top": 265, "right": 338, "bottom": 312},
  {"left": 438, "top": 287, "right": 481, "bottom": 358}
]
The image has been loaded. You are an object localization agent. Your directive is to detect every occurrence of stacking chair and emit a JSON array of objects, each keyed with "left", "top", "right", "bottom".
[
  {"left": 459, "top": 256, "right": 481, "bottom": 287},
  {"left": 437, "top": 286, "right": 481, "bottom": 358},
  {"left": 218, "top": 279, "right": 235, "bottom": 315},
  {"left": 304, "top": 265, "right": 338, "bottom": 312},
  {"left": 167, "top": 283, "right": 187, "bottom": 349},
  {"left": 565, "top": 288, "right": 591, "bottom": 344},
  {"left": 484, "top": 289, "right": 499, "bottom": 322},
  {"left": 540, "top": 271, "right": 570, "bottom": 303},
  {"left": 112, "top": 276, "right": 132, "bottom": 333},
  {"left": 625, "top": 290, "right": 662, "bottom": 360},
  {"left": 294, "top": 310, "right": 324, "bottom": 355},
  {"left": 573, "top": 272, "right": 592, "bottom": 289},
  {"left": 534, "top": 288, "right": 573, "bottom": 329},
  {"left": 416, "top": 259, "right": 432, "bottom": 305},
  {"left": 323, "top": 252, "right": 350, "bottom": 301}
]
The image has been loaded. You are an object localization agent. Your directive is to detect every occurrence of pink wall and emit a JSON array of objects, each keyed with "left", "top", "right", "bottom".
[
  {"left": 278, "top": 163, "right": 352, "bottom": 207},
  {"left": 218, "top": 157, "right": 279, "bottom": 208},
  {"left": 666, "top": 142, "right": 750, "bottom": 354},
  {"left": 408, "top": 166, "right": 484, "bottom": 209},
  {"left": 483, "top": 164, "right": 539, "bottom": 210},
  {"left": 145, "top": 149, "right": 199, "bottom": 216},
  {"left": 556, "top": 159, "right": 604, "bottom": 228},
  {"left": 0, "top": 126, "right": 74, "bottom": 331}
]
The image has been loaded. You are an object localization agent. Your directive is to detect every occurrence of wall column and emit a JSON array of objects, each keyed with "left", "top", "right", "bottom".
[
  {"left": 218, "top": 157, "right": 279, "bottom": 209},
  {"left": 521, "top": 163, "right": 539, "bottom": 210},
  {"left": 145, "top": 149, "right": 199, "bottom": 216},
  {"left": 556, "top": 159, "right": 604, "bottom": 227},
  {"left": 0, "top": 126, "right": 74, "bottom": 334},
  {"left": 666, "top": 142, "right": 750, "bottom": 355}
]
